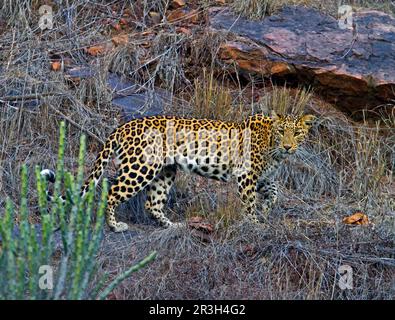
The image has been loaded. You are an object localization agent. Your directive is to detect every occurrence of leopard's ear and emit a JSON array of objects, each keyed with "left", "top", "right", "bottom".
[
  {"left": 271, "top": 110, "right": 280, "bottom": 121},
  {"left": 298, "top": 114, "right": 316, "bottom": 128}
]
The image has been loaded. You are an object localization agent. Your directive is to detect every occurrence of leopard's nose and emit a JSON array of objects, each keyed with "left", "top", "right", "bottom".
[{"left": 284, "top": 145, "right": 292, "bottom": 151}]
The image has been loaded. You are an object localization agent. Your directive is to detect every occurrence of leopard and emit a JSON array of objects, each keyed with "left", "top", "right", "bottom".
[{"left": 41, "top": 111, "right": 316, "bottom": 232}]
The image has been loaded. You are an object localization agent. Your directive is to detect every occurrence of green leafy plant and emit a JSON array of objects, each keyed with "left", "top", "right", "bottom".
[{"left": 0, "top": 121, "right": 156, "bottom": 300}]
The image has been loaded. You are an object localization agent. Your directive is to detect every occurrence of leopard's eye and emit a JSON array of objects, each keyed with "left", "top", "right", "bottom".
[
  {"left": 278, "top": 128, "right": 285, "bottom": 135},
  {"left": 295, "top": 129, "right": 303, "bottom": 136}
]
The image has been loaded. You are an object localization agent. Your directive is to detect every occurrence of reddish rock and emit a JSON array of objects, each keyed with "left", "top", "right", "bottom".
[
  {"left": 209, "top": 6, "right": 395, "bottom": 114},
  {"left": 167, "top": 7, "right": 201, "bottom": 24}
]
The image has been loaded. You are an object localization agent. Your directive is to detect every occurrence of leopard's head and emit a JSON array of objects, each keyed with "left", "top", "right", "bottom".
[{"left": 271, "top": 111, "right": 316, "bottom": 156}]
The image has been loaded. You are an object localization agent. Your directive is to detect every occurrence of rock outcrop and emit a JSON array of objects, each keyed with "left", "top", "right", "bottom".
[{"left": 209, "top": 6, "right": 395, "bottom": 114}]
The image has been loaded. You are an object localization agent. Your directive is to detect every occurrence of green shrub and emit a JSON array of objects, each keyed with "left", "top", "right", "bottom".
[{"left": 0, "top": 121, "right": 156, "bottom": 300}]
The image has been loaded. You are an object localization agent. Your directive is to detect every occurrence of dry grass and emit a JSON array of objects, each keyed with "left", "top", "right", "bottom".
[
  {"left": 190, "top": 68, "right": 244, "bottom": 121},
  {"left": 0, "top": 0, "right": 394, "bottom": 300},
  {"left": 256, "top": 85, "right": 313, "bottom": 116},
  {"left": 230, "top": 0, "right": 395, "bottom": 19}
]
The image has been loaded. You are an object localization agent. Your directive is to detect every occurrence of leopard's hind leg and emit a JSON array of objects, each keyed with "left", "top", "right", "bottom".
[
  {"left": 107, "top": 161, "right": 163, "bottom": 232},
  {"left": 144, "top": 165, "right": 180, "bottom": 227}
]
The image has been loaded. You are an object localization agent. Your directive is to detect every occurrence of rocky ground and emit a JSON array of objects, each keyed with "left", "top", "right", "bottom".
[{"left": 0, "top": 0, "right": 394, "bottom": 299}]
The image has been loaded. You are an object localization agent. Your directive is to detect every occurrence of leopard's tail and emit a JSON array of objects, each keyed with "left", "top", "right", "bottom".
[
  {"left": 39, "top": 169, "right": 61, "bottom": 202},
  {"left": 40, "top": 132, "right": 119, "bottom": 202}
]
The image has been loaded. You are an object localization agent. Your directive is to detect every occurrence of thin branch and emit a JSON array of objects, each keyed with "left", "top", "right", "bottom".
[
  {"left": 0, "top": 92, "right": 64, "bottom": 101},
  {"left": 47, "top": 104, "right": 105, "bottom": 145}
]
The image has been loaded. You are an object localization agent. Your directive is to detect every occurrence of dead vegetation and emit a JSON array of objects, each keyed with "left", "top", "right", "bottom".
[
  {"left": 0, "top": 0, "right": 394, "bottom": 300},
  {"left": 97, "top": 84, "right": 394, "bottom": 300},
  {"left": 230, "top": 0, "right": 395, "bottom": 19}
]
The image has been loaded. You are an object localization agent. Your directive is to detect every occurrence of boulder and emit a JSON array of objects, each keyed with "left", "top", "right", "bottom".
[
  {"left": 66, "top": 70, "right": 169, "bottom": 121},
  {"left": 108, "top": 73, "right": 170, "bottom": 121},
  {"left": 209, "top": 6, "right": 395, "bottom": 114}
]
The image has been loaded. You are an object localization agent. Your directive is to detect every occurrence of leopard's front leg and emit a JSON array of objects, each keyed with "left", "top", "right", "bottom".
[
  {"left": 256, "top": 177, "right": 278, "bottom": 215},
  {"left": 237, "top": 172, "right": 260, "bottom": 224}
]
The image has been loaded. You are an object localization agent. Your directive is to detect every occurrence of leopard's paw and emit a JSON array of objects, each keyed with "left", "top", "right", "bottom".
[{"left": 112, "top": 222, "right": 129, "bottom": 233}]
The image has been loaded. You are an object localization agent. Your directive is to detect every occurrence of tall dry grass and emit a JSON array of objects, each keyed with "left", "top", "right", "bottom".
[{"left": 230, "top": 0, "right": 395, "bottom": 20}]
